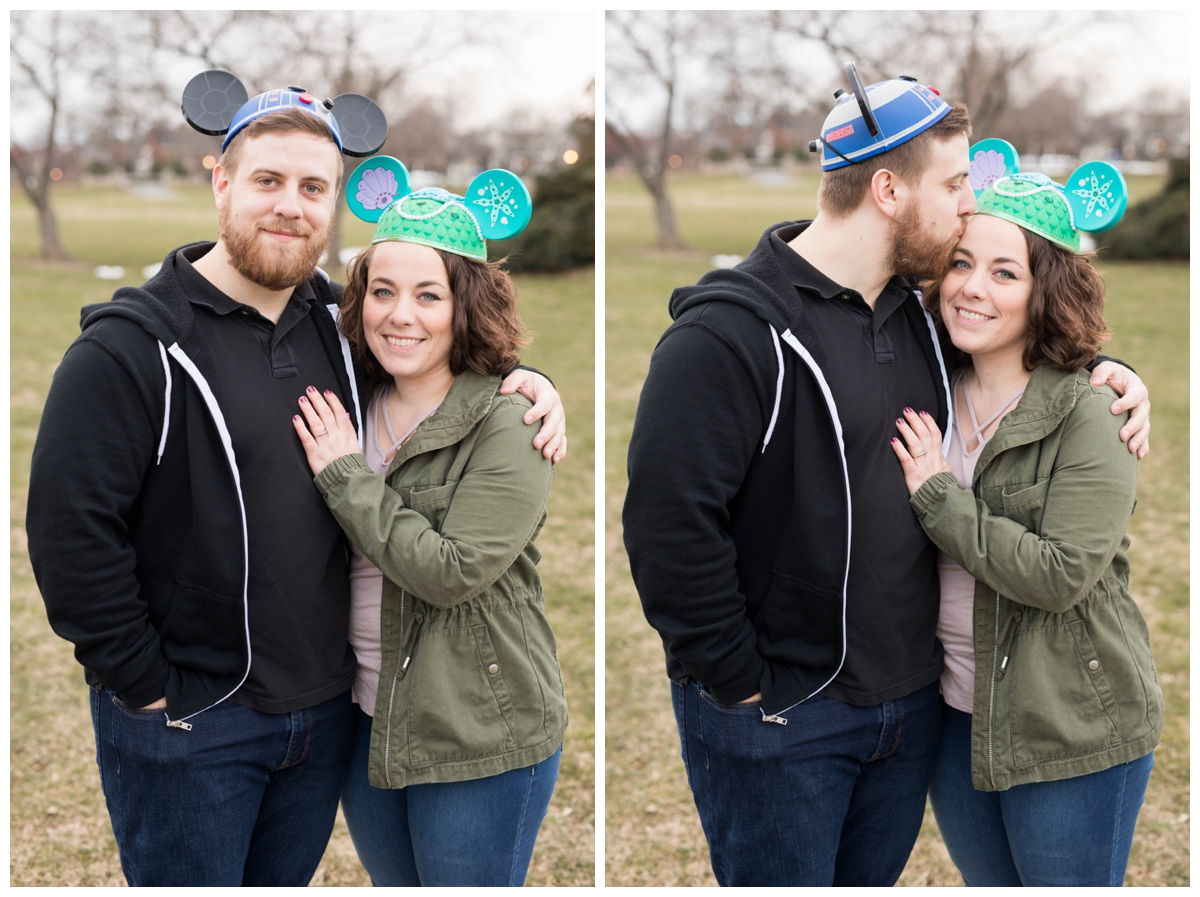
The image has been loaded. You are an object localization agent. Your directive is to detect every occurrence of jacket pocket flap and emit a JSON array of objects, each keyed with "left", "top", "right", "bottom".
[{"left": 1001, "top": 478, "right": 1050, "bottom": 509}]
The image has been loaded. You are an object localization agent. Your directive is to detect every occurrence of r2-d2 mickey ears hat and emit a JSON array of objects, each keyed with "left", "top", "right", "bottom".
[
  {"left": 345, "top": 156, "right": 533, "bottom": 262},
  {"left": 182, "top": 69, "right": 388, "bottom": 157},
  {"left": 967, "top": 139, "right": 1129, "bottom": 253},
  {"left": 809, "top": 62, "right": 951, "bottom": 171}
]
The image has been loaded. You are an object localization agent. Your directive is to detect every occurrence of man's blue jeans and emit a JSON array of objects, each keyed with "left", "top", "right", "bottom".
[
  {"left": 929, "top": 704, "right": 1154, "bottom": 886},
  {"left": 671, "top": 677, "right": 942, "bottom": 886},
  {"left": 340, "top": 707, "right": 560, "bottom": 886},
  {"left": 90, "top": 685, "right": 356, "bottom": 886}
]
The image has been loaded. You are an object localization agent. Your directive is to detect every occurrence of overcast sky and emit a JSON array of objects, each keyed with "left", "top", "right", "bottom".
[{"left": 606, "top": 10, "right": 1189, "bottom": 132}]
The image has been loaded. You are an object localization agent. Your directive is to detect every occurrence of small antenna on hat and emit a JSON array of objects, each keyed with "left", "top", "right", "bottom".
[{"left": 844, "top": 62, "right": 879, "bottom": 138}]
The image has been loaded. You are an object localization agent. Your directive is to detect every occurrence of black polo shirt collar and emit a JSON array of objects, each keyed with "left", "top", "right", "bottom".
[
  {"left": 174, "top": 243, "right": 318, "bottom": 353},
  {"left": 769, "top": 222, "right": 911, "bottom": 331}
]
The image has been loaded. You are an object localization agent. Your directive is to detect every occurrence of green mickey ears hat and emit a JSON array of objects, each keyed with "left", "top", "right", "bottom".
[
  {"left": 346, "top": 156, "right": 532, "bottom": 262},
  {"left": 968, "top": 140, "right": 1129, "bottom": 253}
]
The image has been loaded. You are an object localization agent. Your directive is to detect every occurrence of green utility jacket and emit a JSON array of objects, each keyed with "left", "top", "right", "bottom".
[
  {"left": 315, "top": 370, "right": 567, "bottom": 788},
  {"left": 910, "top": 365, "right": 1161, "bottom": 792}
]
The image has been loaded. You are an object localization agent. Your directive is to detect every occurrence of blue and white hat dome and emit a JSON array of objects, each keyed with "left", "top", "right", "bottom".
[{"left": 816, "top": 72, "right": 951, "bottom": 171}]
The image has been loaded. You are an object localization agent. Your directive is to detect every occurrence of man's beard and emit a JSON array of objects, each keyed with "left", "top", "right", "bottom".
[
  {"left": 219, "top": 207, "right": 332, "bottom": 291},
  {"left": 888, "top": 204, "right": 962, "bottom": 281}
]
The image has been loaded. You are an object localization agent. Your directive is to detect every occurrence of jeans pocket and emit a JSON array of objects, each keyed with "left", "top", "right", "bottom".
[
  {"left": 699, "top": 689, "right": 762, "bottom": 714},
  {"left": 111, "top": 693, "right": 169, "bottom": 720}
]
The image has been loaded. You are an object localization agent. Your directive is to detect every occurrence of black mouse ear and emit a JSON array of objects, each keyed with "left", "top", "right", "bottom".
[
  {"left": 329, "top": 94, "right": 388, "bottom": 157},
  {"left": 182, "top": 70, "right": 249, "bottom": 136}
]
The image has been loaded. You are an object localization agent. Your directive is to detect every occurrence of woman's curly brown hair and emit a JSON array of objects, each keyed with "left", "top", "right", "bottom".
[
  {"left": 338, "top": 243, "right": 530, "bottom": 380},
  {"left": 923, "top": 225, "right": 1111, "bottom": 372}
]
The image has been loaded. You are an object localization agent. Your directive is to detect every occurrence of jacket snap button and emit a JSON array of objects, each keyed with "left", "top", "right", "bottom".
[
  {"left": 488, "top": 663, "right": 499, "bottom": 674},
  {"left": 1088, "top": 660, "right": 1100, "bottom": 671}
]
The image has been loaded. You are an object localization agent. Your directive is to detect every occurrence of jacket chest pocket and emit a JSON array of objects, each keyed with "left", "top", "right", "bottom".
[
  {"left": 1000, "top": 478, "right": 1050, "bottom": 533},
  {"left": 405, "top": 482, "right": 458, "bottom": 531},
  {"left": 404, "top": 623, "right": 518, "bottom": 767}
]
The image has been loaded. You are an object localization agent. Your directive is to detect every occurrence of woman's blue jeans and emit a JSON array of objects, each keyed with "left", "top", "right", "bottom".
[
  {"left": 340, "top": 707, "right": 560, "bottom": 886},
  {"left": 929, "top": 703, "right": 1154, "bottom": 886}
]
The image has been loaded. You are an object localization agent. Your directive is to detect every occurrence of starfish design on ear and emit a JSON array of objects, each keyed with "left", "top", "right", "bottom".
[
  {"left": 1071, "top": 170, "right": 1114, "bottom": 218},
  {"left": 473, "top": 178, "right": 518, "bottom": 227}
]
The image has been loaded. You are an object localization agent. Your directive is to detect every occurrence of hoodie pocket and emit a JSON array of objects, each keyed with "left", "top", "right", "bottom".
[
  {"left": 159, "top": 581, "right": 245, "bottom": 677},
  {"left": 751, "top": 571, "right": 843, "bottom": 672}
]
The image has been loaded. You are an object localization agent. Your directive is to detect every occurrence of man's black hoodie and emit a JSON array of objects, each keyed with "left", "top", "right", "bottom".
[
  {"left": 623, "top": 222, "right": 951, "bottom": 716},
  {"left": 26, "top": 244, "right": 366, "bottom": 722}
]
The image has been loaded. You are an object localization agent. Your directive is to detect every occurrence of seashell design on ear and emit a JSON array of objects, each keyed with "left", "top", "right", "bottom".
[
  {"left": 465, "top": 169, "right": 532, "bottom": 241},
  {"left": 346, "top": 156, "right": 413, "bottom": 223},
  {"left": 968, "top": 139, "right": 1020, "bottom": 197},
  {"left": 1064, "top": 160, "right": 1128, "bottom": 233}
]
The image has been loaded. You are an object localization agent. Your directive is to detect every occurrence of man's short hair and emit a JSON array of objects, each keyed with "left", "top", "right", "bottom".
[
  {"left": 817, "top": 102, "right": 972, "bottom": 219},
  {"left": 218, "top": 107, "right": 344, "bottom": 185}
]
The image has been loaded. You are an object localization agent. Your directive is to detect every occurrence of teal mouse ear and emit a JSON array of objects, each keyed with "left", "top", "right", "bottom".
[
  {"left": 1066, "top": 161, "right": 1128, "bottom": 233},
  {"left": 466, "top": 169, "right": 532, "bottom": 240},
  {"left": 347, "top": 156, "right": 411, "bottom": 223},
  {"left": 968, "top": 139, "right": 1020, "bottom": 197}
]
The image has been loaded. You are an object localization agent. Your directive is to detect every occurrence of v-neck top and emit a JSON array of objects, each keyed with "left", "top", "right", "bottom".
[
  {"left": 347, "top": 382, "right": 442, "bottom": 715},
  {"left": 937, "top": 371, "right": 1026, "bottom": 713}
]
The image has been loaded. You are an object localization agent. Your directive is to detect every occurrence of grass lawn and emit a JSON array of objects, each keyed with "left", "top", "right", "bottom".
[
  {"left": 10, "top": 184, "right": 594, "bottom": 886},
  {"left": 604, "top": 169, "right": 1189, "bottom": 886}
]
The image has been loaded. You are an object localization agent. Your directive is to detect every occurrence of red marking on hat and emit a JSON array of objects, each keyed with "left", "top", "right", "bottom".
[
  {"left": 927, "top": 85, "right": 941, "bottom": 96},
  {"left": 827, "top": 124, "right": 855, "bottom": 142},
  {"left": 299, "top": 93, "right": 314, "bottom": 105}
]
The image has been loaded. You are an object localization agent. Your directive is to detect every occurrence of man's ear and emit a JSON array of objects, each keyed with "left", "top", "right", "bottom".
[
  {"left": 869, "top": 167, "right": 904, "bottom": 220},
  {"left": 211, "top": 163, "right": 230, "bottom": 211}
]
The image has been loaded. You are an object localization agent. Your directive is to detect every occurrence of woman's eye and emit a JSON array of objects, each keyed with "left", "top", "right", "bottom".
[
  {"left": 372, "top": 288, "right": 392, "bottom": 299},
  {"left": 996, "top": 269, "right": 1016, "bottom": 280},
  {"left": 952, "top": 259, "right": 970, "bottom": 270},
  {"left": 419, "top": 292, "right": 441, "bottom": 302}
]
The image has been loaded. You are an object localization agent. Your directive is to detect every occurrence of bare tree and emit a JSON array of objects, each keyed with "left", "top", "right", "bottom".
[
  {"left": 606, "top": 10, "right": 705, "bottom": 249},
  {"left": 10, "top": 11, "right": 82, "bottom": 259},
  {"left": 765, "top": 11, "right": 1107, "bottom": 141}
]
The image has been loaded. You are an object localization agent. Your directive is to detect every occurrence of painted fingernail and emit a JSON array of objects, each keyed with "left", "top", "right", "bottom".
[
  {"left": 891, "top": 437, "right": 899, "bottom": 443},
  {"left": 294, "top": 415, "right": 301, "bottom": 421},
  {"left": 300, "top": 396, "right": 308, "bottom": 404},
  {"left": 896, "top": 418, "right": 903, "bottom": 425},
  {"left": 904, "top": 407, "right": 914, "bottom": 414},
  {"left": 324, "top": 389, "right": 332, "bottom": 396},
  {"left": 920, "top": 410, "right": 929, "bottom": 416},
  {"left": 307, "top": 386, "right": 316, "bottom": 393}
]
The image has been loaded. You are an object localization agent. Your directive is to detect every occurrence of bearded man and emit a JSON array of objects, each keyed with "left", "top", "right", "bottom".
[
  {"left": 622, "top": 77, "right": 1149, "bottom": 887},
  {"left": 26, "top": 94, "right": 564, "bottom": 886}
]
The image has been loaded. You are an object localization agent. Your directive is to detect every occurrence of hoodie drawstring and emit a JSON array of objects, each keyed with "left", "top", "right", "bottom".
[
  {"left": 763, "top": 325, "right": 784, "bottom": 453},
  {"left": 156, "top": 340, "right": 172, "bottom": 464}
]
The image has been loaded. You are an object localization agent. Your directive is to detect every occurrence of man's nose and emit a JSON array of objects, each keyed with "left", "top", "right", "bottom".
[
  {"left": 960, "top": 187, "right": 978, "bottom": 217},
  {"left": 274, "top": 184, "right": 304, "bottom": 218}
]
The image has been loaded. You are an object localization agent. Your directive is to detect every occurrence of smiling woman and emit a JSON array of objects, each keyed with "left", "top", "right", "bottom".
[
  {"left": 288, "top": 171, "right": 567, "bottom": 887},
  {"left": 890, "top": 164, "right": 1161, "bottom": 887}
]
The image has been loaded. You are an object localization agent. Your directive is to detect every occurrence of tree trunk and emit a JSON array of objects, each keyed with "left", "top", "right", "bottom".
[
  {"left": 649, "top": 179, "right": 683, "bottom": 249},
  {"left": 34, "top": 191, "right": 67, "bottom": 260}
]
